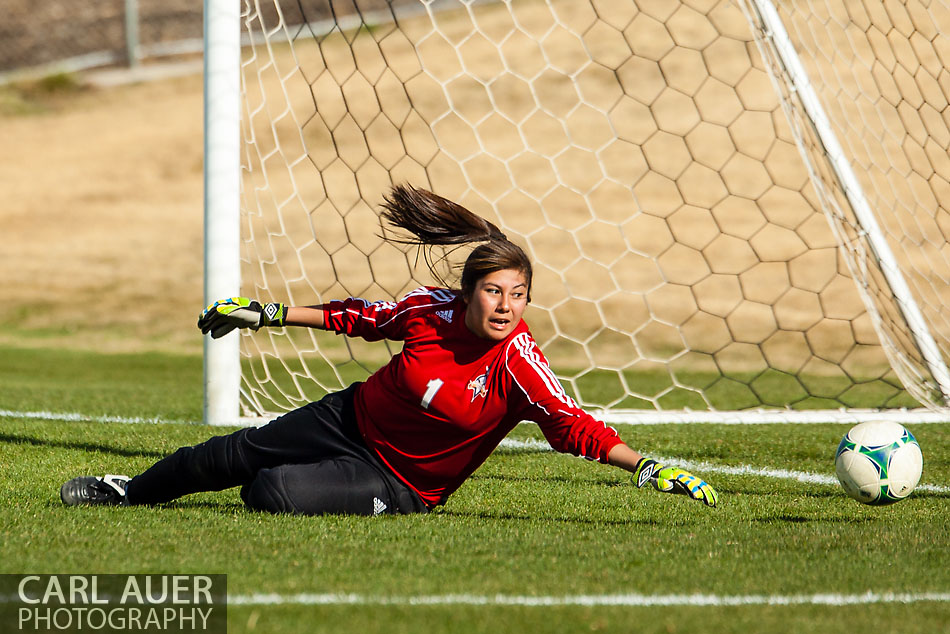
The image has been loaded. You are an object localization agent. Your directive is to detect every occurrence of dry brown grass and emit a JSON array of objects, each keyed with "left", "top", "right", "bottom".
[{"left": 1, "top": 72, "right": 205, "bottom": 353}]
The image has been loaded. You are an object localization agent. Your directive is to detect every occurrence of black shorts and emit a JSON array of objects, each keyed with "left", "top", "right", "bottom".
[{"left": 125, "top": 384, "right": 428, "bottom": 516}]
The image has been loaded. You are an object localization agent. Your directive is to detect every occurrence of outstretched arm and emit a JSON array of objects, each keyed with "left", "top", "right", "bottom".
[
  {"left": 284, "top": 305, "right": 327, "bottom": 329},
  {"left": 608, "top": 442, "right": 719, "bottom": 508},
  {"left": 505, "top": 332, "right": 719, "bottom": 508},
  {"left": 198, "top": 298, "right": 330, "bottom": 339},
  {"left": 607, "top": 443, "right": 644, "bottom": 471},
  {"left": 199, "top": 288, "right": 440, "bottom": 341}
]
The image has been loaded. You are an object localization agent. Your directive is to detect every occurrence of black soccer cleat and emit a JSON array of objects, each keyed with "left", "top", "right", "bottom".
[{"left": 60, "top": 475, "right": 130, "bottom": 507}]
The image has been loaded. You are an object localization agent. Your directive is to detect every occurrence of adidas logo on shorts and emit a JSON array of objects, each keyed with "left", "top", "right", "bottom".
[{"left": 373, "top": 497, "right": 388, "bottom": 516}]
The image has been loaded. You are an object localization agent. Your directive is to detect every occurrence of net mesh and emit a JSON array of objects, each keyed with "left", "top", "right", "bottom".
[
  {"left": 236, "top": 0, "right": 950, "bottom": 419},
  {"left": 739, "top": 0, "right": 950, "bottom": 408}
]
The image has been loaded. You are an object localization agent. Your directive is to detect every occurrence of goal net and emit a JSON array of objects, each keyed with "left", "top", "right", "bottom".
[{"left": 221, "top": 0, "right": 950, "bottom": 424}]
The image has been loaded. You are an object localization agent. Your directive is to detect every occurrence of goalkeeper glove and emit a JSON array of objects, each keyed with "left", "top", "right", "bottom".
[
  {"left": 633, "top": 458, "right": 719, "bottom": 507},
  {"left": 198, "top": 297, "right": 287, "bottom": 339}
]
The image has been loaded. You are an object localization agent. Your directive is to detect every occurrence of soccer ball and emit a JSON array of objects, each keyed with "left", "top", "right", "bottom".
[{"left": 835, "top": 421, "right": 922, "bottom": 505}]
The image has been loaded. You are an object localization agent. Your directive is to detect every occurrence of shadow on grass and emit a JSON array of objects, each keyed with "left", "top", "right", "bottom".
[
  {"left": 439, "top": 509, "right": 670, "bottom": 527},
  {"left": 751, "top": 514, "right": 877, "bottom": 524},
  {"left": 48, "top": 496, "right": 249, "bottom": 515},
  {"left": 468, "top": 472, "right": 617, "bottom": 486},
  {"left": 725, "top": 483, "right": 950, "bottom": 501},
  {"left": 156, "top": 500, "right": 248, "bottom": 513},
  {"left": 718, "top": 486, "right": 841, "bottom": 498},
  {"left": 0, "top": 432, "right": 166, "bottom": 459}
]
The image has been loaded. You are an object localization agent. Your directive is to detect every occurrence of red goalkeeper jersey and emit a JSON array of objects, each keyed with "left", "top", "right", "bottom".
[{"left": 323, "top": 286, "right": 623, "bottom": 507}]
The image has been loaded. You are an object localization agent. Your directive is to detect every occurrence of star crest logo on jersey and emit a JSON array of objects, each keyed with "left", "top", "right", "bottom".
[
  {"left": 436, "top": 309, "right": 454, "bottom": 323},
  {"left": 467, "top": 367, "right": 490, "bottom": 402}
]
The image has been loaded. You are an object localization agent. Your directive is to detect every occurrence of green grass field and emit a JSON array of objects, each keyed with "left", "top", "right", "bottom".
[{"left": 2, "top": 344, "right": 950, "bottom": 633}]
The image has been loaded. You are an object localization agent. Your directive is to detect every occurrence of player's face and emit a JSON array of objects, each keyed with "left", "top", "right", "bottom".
[{"left": 463, "top": 268, "right": 529, "bottom": 341}]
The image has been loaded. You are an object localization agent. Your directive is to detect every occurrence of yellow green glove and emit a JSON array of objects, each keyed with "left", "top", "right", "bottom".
[
  {"left": 198, "top": 297, "right": 286, "bottom": 339},
  {"left": 633, "top": 458, "right": 719, "bottom": 507}
]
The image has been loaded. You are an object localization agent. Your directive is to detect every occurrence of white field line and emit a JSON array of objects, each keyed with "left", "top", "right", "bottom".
[
  {"left": 0, "top": 590, "right": 945, "bottom": 608},
  {"left": 8, "top": 408, "right": 950, "bottom": 427},
  {"left": 597, "top": 409, "right": 950, "bottom": 425},
  {"left": 3, "top": 409, "right": 947, "bottom": 493},
  {"left": 497, "top": 438, "right": 950, "bottom": 494},
  {"left": 7, "top": 408, "right": 950, "bottom": 427},
  {"left": 227, "top": 590, "right": 950, "bottom": 607},
  {"left": 0, "top": 409, "right": 193, "bottom": 425}
]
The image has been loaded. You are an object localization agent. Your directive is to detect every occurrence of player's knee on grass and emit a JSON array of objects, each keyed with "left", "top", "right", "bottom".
[
  {"left": 240, "top": 467, "right": 294, "bottom": 514},
  {"left": 241, "top": 458, "right": 395, "bottom": 516}
]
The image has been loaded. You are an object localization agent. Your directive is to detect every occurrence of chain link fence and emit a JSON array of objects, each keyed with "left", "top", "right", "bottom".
[
  {"left": 1, "top": 0, "right": 202, "bottom": 79},
  {"left": 0, "top": 0, "right": 424, "bottom": 82}
]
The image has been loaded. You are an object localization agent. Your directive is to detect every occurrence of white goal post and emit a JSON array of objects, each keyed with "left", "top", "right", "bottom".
[
  {"left": 203, "top": 0, "right": 242, "bottom": 425},
  {"left": 204, "top": 0, "right": 950, "bottom": 425}
]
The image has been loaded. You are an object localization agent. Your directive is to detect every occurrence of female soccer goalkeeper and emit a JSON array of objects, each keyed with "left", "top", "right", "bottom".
[{"left": 61, "top": 185, "right": 718, "bottom": 515}]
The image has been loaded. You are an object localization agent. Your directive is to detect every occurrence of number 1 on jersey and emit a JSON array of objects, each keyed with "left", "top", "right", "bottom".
[{"left": 421, "top": 378, "right": 444, "bottom": 409}]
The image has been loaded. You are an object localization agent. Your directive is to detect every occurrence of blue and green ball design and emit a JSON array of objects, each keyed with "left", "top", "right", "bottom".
[{"left": 834, "top": 421, "right": 923, "bottom": 506}]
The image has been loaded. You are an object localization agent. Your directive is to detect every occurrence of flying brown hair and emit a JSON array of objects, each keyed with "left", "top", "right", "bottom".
[{"left": 380, "top": 184, "right": 533, "bottom": 301}]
